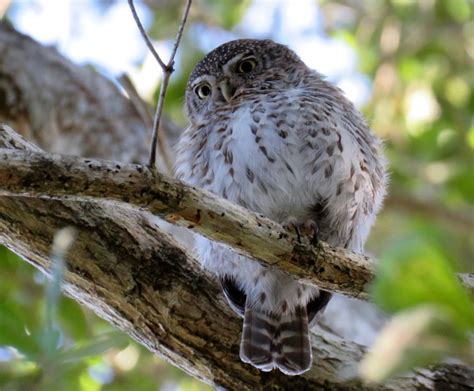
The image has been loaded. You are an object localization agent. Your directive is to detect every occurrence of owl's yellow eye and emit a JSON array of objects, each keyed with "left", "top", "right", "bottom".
[
  {"left": 237, "top": 58, "right": 257, "bottom": 74},
  {"left": 195, "top": 83, "right": 211, "bottom": 99}
]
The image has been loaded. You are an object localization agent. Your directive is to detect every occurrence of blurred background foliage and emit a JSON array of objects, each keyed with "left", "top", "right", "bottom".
[{"left": 0, "top": 0, "right": 473, "bottom": 389}]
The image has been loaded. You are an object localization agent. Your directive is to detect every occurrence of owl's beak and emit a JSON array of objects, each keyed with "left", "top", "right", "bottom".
[{"left": 219, "top": 79, "right": 236, "bottom": 103}]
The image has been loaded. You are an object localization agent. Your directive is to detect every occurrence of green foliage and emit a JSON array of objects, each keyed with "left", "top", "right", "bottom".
[
  {"left": 328, "top": 0, "right": 473, "bottom": 212},
  {"left": 0, "top": 234, "right": 127, "bottom": 391},
  {"left": 197, "top": 0, "right": 251, "bottom": 29},
  {"left": 0, "top": 244, "right": 211, "bottom": 391},
  {"left": 362, "top": 235, "right": 474, "bottom": 381},
  {"left": 372, "top": 236, "right": 473, "bottom": 330},
  {"left": 324, "top": 0, "right": 474, "bottom": 381},
  {"left": 359, "top": 306, "right": 472, "bottom": 383}
]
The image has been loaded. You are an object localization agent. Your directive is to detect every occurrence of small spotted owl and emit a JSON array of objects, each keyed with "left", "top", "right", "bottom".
[{"left": 175, "top": 39, "right": 387, "bottom": 375}]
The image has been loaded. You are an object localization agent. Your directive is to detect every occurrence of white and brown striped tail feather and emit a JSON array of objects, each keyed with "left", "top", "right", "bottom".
[{"left": 240, "top": 306, "right": 312, "bottom": 375}]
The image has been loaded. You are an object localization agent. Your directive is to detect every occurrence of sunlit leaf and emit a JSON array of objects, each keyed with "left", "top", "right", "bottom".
[
  {"left": 443, "top": 0, "right": 471, "bottom": 23},
  {"left": 0, "top": 302, "right": 39, "bottom": 357},
  {"left": 359, "top": 306, "right": 473, "bottom": 383},
  {"left": 50, "top": 333, "right": 129, "bottom": 366},
  {"left": 371, "top": 237, "right": 474, "bottom": 331}
]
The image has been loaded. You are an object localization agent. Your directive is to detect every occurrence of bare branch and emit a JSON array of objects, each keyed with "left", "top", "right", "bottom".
[
  {"left": 117, "top": 74, "right": 154, "bottom": 129},
  {"left": 127, "top": 0, "right": 167, "bottom": 70},
  {"left": 117, "top": 74, "right": 173, "bottom": 173},
  {"left": 385, "top": 191, "right": 474, "bottom": 233},
  {"left": 168, "top": 0, "right": 193, "bottom": 68},
  {"left": 128, "top": 0, "right": 192, "bottom": 168},
  {"left": 0, "top": 143, "right": 472, "bottom": 299}
]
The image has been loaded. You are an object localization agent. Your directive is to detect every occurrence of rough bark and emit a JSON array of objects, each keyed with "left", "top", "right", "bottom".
[
  {"left": 0, "top": 120, "right": 374, "bottom": 391},
  {"left": 0, "top": 146, "right": 375, "bottom": 299},
  {"left": 1, "top": 145, "right": 472, "bottom": 299},
  {"left": 0, "top": 22, "right": 473, "bottom": 390},
  {"left": 1, "top": 124, "right": 473, "bottom": 391}
]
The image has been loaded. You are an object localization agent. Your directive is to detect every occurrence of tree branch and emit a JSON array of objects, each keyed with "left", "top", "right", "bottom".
[
  {"left": 0, "top": 22, "right": 472, "bottom": 389},
  {"left": 0, "top": 141, "right": 473, "bottom": 300},
  {"left": 1, "top": 125, "right": 472, "bottom": 390},
  {"left": 128, "top": 0, "right": 192, "bottom": 168},
  {"left": 117, "top": 74, "right": 174, "bottom": 174},
  {"left": 0, "top": 144, "right": 371, "bottom": 299},
  {"left": 0, "top": 21, "right": 167, "bottom": 172},
  {"left": 0, "top": 125, "right": 373, "bottom": 390},
  {"left": 384, "top": 192, "right": 474, "bottom": 233}
]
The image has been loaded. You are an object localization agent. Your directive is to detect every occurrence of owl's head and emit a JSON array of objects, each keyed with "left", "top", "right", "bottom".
[{"left": 185, "top": 39, "right": 304, "bottom": 123}]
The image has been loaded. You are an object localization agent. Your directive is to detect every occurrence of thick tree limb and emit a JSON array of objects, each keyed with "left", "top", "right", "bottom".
[
  {"left": 0, "top": 124, "right": 376, "bottom": 390},
  {"left": 0, "top": 21, "right": 166, "bottom": 171},
  {"left": 0, "top": 23, "right": 472, "bottom": 390},
  {"left": 0, "top": 146, "right": 373, "bottom": 299},
  {"left": 1, "top": 145, "right": 472, "bottom": 299},
  {"left": 1, "top": 125, "right": 472, "bottom": 391}
]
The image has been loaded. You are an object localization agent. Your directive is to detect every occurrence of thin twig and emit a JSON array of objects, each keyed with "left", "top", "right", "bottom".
[
  {"left": 384, "top": 191, "right": 474, "bottom": 233},
  {"left": 127, "top": 0, "right": 167, "bottom": 70},
  {"left": 128, "top": 0, "right": 192, "bottom": 168},
  {"left": 168, "top": 0, "right": 192, "bottom": 71},
  {"left": 118, "top": 74, "right": 174, "bottom": 174}
]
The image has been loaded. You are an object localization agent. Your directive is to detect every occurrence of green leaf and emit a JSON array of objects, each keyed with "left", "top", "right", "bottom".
[
  {"left": 0, "top": 302, "right": 39, "bottom": 357},
  {"left": 443, "top": 0, "right": 471, "bottom": 22},
  {"left": 57, "top": 299, "right": 90, "bottom": 341},
  {"left": 371, "top": 236, "right": 474, "bottom": 330},
  {"left": 49, "top": 332, "right": 129, "bottom": 367},
  {"left": 359, "top": 305, "right": 473, "bottom": 383}
]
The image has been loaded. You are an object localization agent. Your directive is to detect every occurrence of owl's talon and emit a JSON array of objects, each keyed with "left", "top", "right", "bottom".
[
  {"left": 295, "top": 225, "right": 302, "bottom": 243},
  {"left": 304, "top": 219, "right": 319, "bottom": 246},
  {"left": 283, "top": 217, "right": 301, "bottom": 243},
  {"left": 283, "top": 217, "right": 319, "bottom": 246}
]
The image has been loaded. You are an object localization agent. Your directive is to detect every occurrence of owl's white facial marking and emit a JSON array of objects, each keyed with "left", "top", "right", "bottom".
[
  {"left": 221, "top": 52, "right": 247, "bottom": 74},
  {"left": 189, "top": 74, "right": 216, "bottom": 91}
]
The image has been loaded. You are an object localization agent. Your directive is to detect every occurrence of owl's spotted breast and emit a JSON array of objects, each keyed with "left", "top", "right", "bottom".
[{"left": 177, "top": 86, "right": 316, "bottom": 223}]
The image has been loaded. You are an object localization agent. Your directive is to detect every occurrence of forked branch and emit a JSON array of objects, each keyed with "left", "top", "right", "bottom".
[{"left": 128, "top": 0, "right": 192, "bottom": 168}]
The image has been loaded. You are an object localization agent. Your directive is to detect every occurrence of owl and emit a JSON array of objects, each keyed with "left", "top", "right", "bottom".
[{"left": 175, "top": 39, "right": 387, "bottom": 375}]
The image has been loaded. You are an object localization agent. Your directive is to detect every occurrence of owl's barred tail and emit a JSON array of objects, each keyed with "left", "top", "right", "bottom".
[
  {"left": 240, "top": 305, "right": 312, "bottom": 375},
  {"left": 274, "top": 306, "right": 312, "bottom": 375},
  {"left": 240, "top": 308, "right": 276, "bottom": 371}
]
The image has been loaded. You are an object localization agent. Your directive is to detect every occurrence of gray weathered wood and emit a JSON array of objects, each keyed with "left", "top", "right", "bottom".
[{"left": 0, "top": 146, "right": 376, "bottom": 299}]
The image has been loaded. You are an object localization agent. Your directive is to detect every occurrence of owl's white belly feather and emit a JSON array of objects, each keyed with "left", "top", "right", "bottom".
[
  {"left": 175, "top": 79, "right": 386, "bottom": 315},
  {"left": 175, "top": 90, "right": 324, "bottom": 314}
]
